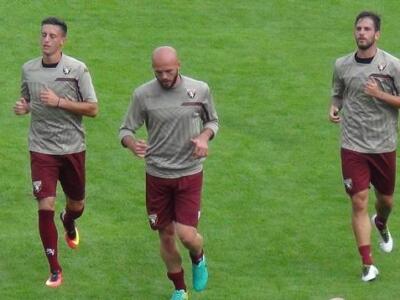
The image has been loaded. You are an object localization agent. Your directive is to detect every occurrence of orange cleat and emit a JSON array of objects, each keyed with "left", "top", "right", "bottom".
[
  {"left": 60, "top": 210, "right": 80, "bottom": 249},
  {"left": 45, "top": 270, "right": 63, "bottom": 288}
]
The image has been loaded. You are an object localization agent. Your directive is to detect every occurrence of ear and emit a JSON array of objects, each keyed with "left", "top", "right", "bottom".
[
  {"left": 375, "top": 31, "right": 380, "bottom": 41},
  {"left": 60, "top": 36, "right": 67, "bottom": 47}
]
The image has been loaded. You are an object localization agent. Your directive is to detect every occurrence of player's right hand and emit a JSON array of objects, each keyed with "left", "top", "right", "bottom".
[
  {"left": 329, "top": 105, "right": 341, "bottom": 123},
  {"left": 13, "top": 97, "right": 30, "bottom": 115},
  {"left": 132, "top": 139, "right": 149, "bottom": 158}
]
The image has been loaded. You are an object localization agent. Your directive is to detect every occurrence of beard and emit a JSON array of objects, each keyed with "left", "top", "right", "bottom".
[
  {"left": 356, "top": 39, "right": 374, "bottom": 50},
  {"left": 157, "top": 73, "right": 179, "bottom": 89}
]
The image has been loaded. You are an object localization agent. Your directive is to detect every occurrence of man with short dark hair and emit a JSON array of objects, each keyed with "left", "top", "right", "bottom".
[
  {"left": 119, "top": 46, "right": 218, "bottom": 300},
  {"left": 14, "top": 16, "right": 98, "bottom": 287},
  {"left": 329, "top": 11, "right": 400, "bottom": 281}
]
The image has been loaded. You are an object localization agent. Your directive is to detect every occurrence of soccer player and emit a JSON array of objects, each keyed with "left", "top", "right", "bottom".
[
  {"left": 119, "top": 46, "right": 219, "bottom": 300},
  {"left": 13, "top": 17, "right": 98, "bottom": 287},
  {"left": 329, "top": 11, "right": 400, "bottom": 281}
]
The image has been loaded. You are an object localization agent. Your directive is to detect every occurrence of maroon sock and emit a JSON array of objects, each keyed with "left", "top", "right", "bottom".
[
  {"left": 62, "top": 206, "right": 84, "bottom": 238},
  {"left": 358, "top": 245, "right": 373, "bottom": 265},
  {"left": 38, "top": 210, "right": 61, "bottom": 272},
  {"left": 375, "top": 215, "right": 387, "bottom": 231},
  {"left": 167, "top": 269, "right": 186, "bottom": 291},
  {"left": 190, "top": 249, "right": 204, "bottom": 265}
]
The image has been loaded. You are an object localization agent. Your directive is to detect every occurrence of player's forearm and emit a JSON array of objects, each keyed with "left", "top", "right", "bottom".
[
  {"left": 198, "top": 128, "right": 214, "bottom": 142},
  {"left": 58, "top": 98, "right": 98, "bottom": 117},
  {"left": 331, "top": 96, "right": 343, "bottom": 110},
  {"left": 374, "top": 91, "right": 400, "bottom": 108},
  {"left": 122, "top": 135, "right": 136, "bottom": 149}
]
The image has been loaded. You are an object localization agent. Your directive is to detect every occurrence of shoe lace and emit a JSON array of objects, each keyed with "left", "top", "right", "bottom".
[
  {"left": 380, "top": 228, "right": 389, "bottom": 243},
  {"left": 172, "top": 290, "right": 186, "bottom": 300},
  {"left": 362, "top": 265, "right": 370, "bottom": 276},
  {"left": 49, "top": 271, "right": 59, "bottom": 282}
]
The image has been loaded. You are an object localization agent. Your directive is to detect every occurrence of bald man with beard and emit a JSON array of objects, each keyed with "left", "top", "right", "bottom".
[{"left": 119, "top": 46, "right": 219, "bottom": 300}]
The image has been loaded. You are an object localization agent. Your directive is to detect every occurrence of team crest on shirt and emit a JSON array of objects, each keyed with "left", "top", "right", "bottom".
[
  {"left": 32, "top": 180, "right": 42, "bottom": 193},
  {"left": 63, "top": 67, "right": 71, "bottom": 75},
  {"left": 148, "top": 214, "right": 158, "bottom": 226},
  {"left": 378, "top": 63, "right": 386, "bottom": 72},
  {"left": 344, "top": 178, "right": 353, "bottom": 191},
  {"left": 187, "top": 88, "right": 196, "bottom": 99}
]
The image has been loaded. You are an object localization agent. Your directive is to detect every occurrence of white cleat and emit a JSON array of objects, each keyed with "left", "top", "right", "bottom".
[
  {"left": 361, "top": 264, "right": 379, "bottom": 282},
  {"left": 371, "top": 214, "right": 393, "bottom": 253}
]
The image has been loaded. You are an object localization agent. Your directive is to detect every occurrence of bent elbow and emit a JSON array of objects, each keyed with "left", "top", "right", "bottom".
[{"left": 88, "top": 104, "right": 99, "bottom": 117}]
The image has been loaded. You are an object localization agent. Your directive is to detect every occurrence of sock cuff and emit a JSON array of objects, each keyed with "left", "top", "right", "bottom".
[
  {"left": 167, "top": 268, "right": 184, "bottom": 279},
  {"left": 38, "top": 209, "right": 55, "bottom": 218}
]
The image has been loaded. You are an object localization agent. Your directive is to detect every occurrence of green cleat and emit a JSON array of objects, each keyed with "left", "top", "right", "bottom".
[
  {"left": 171, "top": 289, "right": 188, "bottom": 300},
  {"left": 192, "top": 255, "right": 208, "bottom": 292}
]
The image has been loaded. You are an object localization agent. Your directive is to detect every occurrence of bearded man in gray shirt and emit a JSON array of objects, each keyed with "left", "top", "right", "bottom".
[
  {"left": 329, "top": 11, "right": 400, "bottom": 282},
  {"left": 119, "top": 46, "right": 218, "bottom": 300},
  {"left": 13, "top": 17, "right": 98, "bottom": 288}
]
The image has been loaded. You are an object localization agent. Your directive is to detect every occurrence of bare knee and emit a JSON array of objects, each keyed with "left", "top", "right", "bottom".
[
  {"left": 376, "top": 192, "right": 394, "bottom": 208},
  {"left": 176, "top": 224, "right": 198, "bottom": 247},
  {"left": 38, "top": 197, "right": 56, "bottom": 211},
  {"left": 351, "top": 190, "right": 369, "bottom": 213},
  {"left": 67, "top": 198, "right": 85, "bottom": 211},
  {"left": 159, "top": 224, "right": 177, "bottom": 250}
]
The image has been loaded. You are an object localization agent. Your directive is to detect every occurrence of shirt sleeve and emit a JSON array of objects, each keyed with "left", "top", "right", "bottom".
[
  {"left": 202, "top": 85, "right": 219, "bottom": 139},
  {"left": 118, "top": 91, "right": 146, "bottom": 146},
  {"left": 20, "top": 67, "right": 30, "bottom": 101},
  {"left": 391, "top": 59, "right": 400, "bottom": 96},
  {"left": 77, "top": 63, "right": 97, "bottom": 102},
  {"left": 331, "top": 60, "right": 344, "bottom": 109}
]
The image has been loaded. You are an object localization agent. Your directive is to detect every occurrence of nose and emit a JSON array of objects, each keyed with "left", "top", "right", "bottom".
[{"left": 160, "top": 72, "right": 168, "bottom": 80}]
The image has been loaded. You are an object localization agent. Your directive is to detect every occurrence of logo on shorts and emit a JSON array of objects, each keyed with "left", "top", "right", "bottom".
[
  {"left": 186, "top": 88, "right": 196, "bottom": 99},
  {"left": 344, "top": 178, "right": 353, "bottom": 191},
  {"left": 32, "top": 180, "right": 42, "bottom": 193},
  {"left": 148, "top": 214, "right": 158, "bottom": 226},
  {"left": 198, "top": 211, "right": 201, "bottom": 220}
]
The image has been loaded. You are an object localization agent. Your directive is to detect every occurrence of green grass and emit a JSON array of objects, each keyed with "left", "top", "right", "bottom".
[{"left": 2, "top": 0, "right": 400, "bottom": 299}]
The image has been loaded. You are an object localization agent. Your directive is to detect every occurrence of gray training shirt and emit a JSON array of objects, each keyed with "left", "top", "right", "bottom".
[
  {"left": 332, "top": 49, "right": 400, "bottom": 153},
  {"left": 21, "top": 54, "right": 97, "bottom": 155},
  {"left": 119, "top": 75, "right": 219, "bottom": 178}
]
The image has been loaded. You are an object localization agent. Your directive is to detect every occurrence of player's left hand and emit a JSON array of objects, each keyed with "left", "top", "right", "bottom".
[
  {"left": 40, "top": 88, "right": 60, "bottom": 107},
  {"left": 191, "top": 136, "right": 209, "bottom": 158},
  {"left": 364, "top": 78, "right": 381, "bottom": 98}
]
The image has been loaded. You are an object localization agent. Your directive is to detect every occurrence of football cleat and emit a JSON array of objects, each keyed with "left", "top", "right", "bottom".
[
  {"left": 192, "top": 255, "right": 208, "bottom": 292},
  {"left": 371, "top": 214, "right": 393, "bottom": 253},
  {"left": 171, "top": 289, "right": 188, "bottom": 300},
  {"left": 45, "top": 270, "right": 63, "bottom": 288},
  {"left": 361, "top": 264, "right": 379, "bottom": 282},
  {"left": 60, "top": 210, "right": 80, "bottom": 249}
]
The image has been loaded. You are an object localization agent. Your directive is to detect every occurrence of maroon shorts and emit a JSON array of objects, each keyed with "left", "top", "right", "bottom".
[
  {"left": 30, "top": 151, "right": 86, "bottom": 200},
  {"left": 146, "top": 171, "right": 203, "bottom": 230},
  {"left": 341, "top": 148, "right": 396, "bottom": 196}
]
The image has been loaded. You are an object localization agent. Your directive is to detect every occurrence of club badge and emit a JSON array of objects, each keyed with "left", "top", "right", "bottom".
[
  {"left": 32, "top": 180, "right": 42, "bottom": 193},
  {"left": 344, "top": 178, "right": 353, "bottom": 191},
  {"left": 187, "top": 88, "right": 196, "bottom": 99},
  {"left": 63, "top": 67, "right": 71, "bottom": 75},
  {"left": 378, "top": 63, "right": 386, "bottom": 72},
  {"left": 148, "top": 214, "right": 158, "bottom": 226}
]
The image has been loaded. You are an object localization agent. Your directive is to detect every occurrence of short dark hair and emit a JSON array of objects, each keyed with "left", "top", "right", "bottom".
[
  {"left": 355, "top": 11, "right": 381, "bottom": 31},
  {"left": 41, "top": 17, "right": 67, "bottom": 36}
]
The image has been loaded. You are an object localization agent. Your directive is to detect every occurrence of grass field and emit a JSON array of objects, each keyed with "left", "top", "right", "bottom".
[{"left": 2, "top": 0, "right": 400, "bottom": 299}]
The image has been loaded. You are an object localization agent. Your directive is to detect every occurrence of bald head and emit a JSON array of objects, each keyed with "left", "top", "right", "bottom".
[
  {"left": 152, "top": 46, "right": 181, "bottom": 89},
  {"left": 152, "top": 46, "right": 179, "bottom": 65}
]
